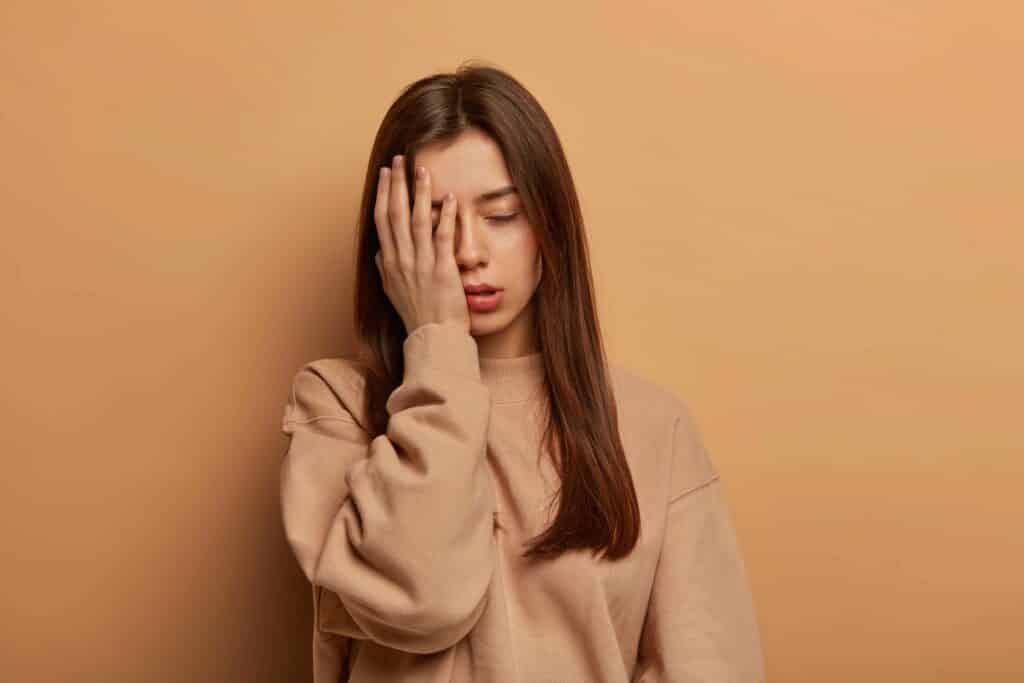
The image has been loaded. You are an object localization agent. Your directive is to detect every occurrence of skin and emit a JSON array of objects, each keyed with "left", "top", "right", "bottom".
[{"left": 410, "top": 127, "right": 543, "bottom": 359}]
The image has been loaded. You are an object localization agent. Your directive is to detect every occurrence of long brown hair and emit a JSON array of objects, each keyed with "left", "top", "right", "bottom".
[{"left": 349, "top": 60, "right": 640, "bottom": 563}]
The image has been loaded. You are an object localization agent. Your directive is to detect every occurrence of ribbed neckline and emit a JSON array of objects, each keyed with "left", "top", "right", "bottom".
[{"left": 478, "top": 351, "right": 546, "bottom": 404}]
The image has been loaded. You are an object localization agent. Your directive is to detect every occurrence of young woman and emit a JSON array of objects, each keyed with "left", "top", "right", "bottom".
[{"left": 280, "top": 62, "right": 766, "bottom": 682}]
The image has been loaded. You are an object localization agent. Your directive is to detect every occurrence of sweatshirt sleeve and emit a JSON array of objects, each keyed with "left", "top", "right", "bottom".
[
  {"left": 632, "top": 409, "right": 767, "bottom": 683},
  {"left": 279, "top": 321, "right": 497, "bottom": 655}
]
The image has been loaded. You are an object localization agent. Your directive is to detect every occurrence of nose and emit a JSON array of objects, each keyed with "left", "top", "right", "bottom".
[{"left": 453, "top": 207, "right": 488, "bottom": 268}]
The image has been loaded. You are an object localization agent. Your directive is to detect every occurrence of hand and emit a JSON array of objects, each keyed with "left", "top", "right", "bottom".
[{"left": 374, "top": 154, "right": 470, "bottom": 336}]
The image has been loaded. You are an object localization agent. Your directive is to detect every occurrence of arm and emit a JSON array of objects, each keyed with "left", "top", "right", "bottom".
[
  {"left": 279, "top": 321, "right": 496, "bottom": 655},
  {"left": 633, "top": 412, "right": 767, "bottom": 682}
]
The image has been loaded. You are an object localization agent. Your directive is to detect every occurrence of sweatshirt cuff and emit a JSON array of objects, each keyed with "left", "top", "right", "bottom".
[{"left": 402, "top": 321, "right": 482, "bottom": 382}]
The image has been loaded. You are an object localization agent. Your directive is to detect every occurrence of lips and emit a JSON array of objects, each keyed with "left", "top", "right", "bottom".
[
  {"left": 465, "top": 288, "right": 503, "bottom": 312},
  {"left": 464, "top": 284, "right": 501, "bottom": 294}
]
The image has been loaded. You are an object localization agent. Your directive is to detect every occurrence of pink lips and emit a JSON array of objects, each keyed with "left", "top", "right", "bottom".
[
  {"left": 463, "top": 283, "right": 500, "bottom": 294},
  {"left": 465, "top": 289, "right": 502, "bottom": 313}
]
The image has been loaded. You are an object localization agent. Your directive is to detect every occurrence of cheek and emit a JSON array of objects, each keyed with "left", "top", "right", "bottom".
[
  {"left": 520, "top": 248, "right": 541, "bottom": 294},
  {"left": 501, "top": 228, "right": 541, "bottom": 292}
]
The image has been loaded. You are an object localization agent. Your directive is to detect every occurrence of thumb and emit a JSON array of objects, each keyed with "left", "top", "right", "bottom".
[{"left": 375, "top": 250, "right": 386, "bottom": 285}]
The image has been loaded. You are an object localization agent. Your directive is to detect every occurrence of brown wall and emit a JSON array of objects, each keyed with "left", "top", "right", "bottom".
[{"left": 2, "top": 2, "right": 1021, "bottom": 681}]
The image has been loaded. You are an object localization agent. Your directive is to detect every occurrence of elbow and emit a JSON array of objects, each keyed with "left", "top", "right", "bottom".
[
  {"left": 403, "top": 588, "right": 492, "bottom": 654},
  {"left": 357, "top": 562, "right": 495, "bottom": 655}
]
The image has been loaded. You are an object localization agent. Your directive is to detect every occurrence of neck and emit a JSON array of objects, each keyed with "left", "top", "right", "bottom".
[{"left": 478, "top": 350, "right": 546, "bottom": 404}]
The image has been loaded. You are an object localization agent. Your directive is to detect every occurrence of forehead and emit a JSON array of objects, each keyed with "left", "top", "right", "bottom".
[{"left": 414, "top": 128, "right": 513, "bottom": 196}]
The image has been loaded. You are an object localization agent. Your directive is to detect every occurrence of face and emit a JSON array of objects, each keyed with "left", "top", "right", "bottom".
[{"left": 413, "top": 126, "right": 543, "bottom": 359}]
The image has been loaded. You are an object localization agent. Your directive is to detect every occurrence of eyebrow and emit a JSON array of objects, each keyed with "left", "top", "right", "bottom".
[{"left": 429, "top": 185, "right": 517, "bottom": 210}]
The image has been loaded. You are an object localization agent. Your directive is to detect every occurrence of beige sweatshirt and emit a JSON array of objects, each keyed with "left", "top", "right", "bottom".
[{"left": 280, "top": 321, "right": 765, "bottom": 682}]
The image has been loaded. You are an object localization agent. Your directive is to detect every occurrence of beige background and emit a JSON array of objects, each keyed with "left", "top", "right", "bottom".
[{"left": 2, "top": 2, "right": 1021, "bottom": 681}]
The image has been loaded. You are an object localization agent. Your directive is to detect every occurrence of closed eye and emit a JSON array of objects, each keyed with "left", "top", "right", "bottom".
[
  {"left": 488, "top": 213, "right": 519, "bottom": 223},
  {"left": 430, "top": 211, "right": 519, "bottom": 230}
]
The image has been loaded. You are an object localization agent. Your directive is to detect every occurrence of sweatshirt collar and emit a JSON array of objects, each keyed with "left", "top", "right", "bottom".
[{"left": 478, "top": 351, "right": 546, "bottom": 404}]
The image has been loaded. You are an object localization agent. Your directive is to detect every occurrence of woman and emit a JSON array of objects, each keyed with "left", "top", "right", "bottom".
[{"left": 280, "top": 62, "right": 766, "bottom": 682}]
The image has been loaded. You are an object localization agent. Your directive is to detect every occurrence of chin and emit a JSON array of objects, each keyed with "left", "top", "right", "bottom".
[{"left": 469, "top": 314, "right": 504, "bottom": 335}]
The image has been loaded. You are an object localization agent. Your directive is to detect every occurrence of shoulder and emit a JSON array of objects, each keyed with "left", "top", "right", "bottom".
[
  {"left": 282, "top": 356, "right": 371, "bottom": 432},
  {"left": 607, "top": 360, "right": 719, "bottom": 501},
  {"left": 607, "top": 361, "right": 680, "bottom": 427}
]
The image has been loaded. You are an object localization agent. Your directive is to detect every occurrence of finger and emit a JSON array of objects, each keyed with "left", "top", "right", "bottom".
[
  {"left": 388, "top": 154, "right": 413, "bottom": 270},
  {"left": 374, "top": 165, "right": 394, "bottom": 263},
  {"left": 433, "top": 192, "right": 457, "bottom": 269},
  {"left": 411, "top": 165, "right": 434, "bottom": 272}
]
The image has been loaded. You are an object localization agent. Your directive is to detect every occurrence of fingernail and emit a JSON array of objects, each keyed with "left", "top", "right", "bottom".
[{"left": 415, "top": 166, "right": 424, "bottom": 179}]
